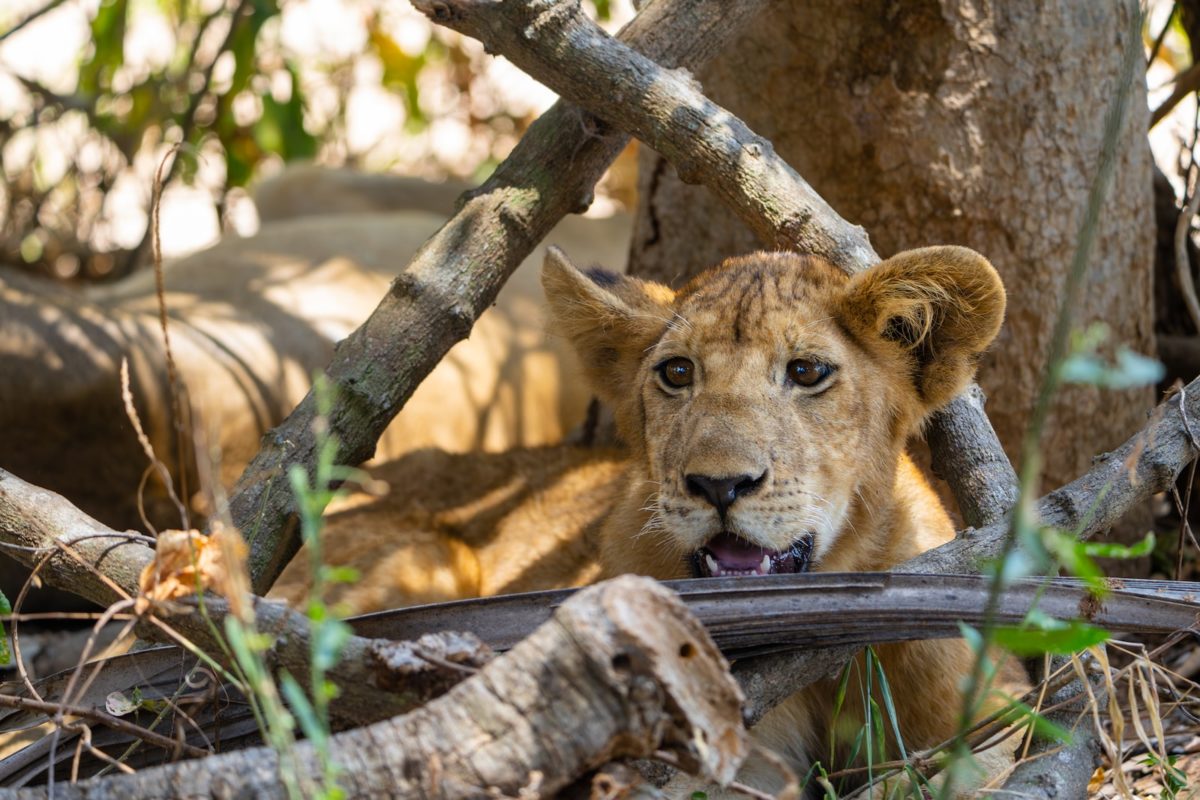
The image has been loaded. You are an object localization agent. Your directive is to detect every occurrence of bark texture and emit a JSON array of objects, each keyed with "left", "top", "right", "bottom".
[
  {"left": 629, "top": 0, "right": 1155, "bottom": 524},
  {"left": 0, "top": 467, "right": 489, "bottom": 727},
  {"left": 2, "top": 577, "right": 747, "bottom": 800}
]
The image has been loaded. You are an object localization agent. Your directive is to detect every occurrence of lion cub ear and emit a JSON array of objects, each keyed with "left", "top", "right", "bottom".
[
  {"left": 542, "top": 247, "right": 675, "bottom": 406},
  {"left": 839, "top": 246, "right": 1005, "bottom": 411}
]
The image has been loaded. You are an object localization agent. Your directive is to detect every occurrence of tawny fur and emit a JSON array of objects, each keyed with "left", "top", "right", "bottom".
[{"left": 273, "top": 245, "right": 1027, "bottom": 797}]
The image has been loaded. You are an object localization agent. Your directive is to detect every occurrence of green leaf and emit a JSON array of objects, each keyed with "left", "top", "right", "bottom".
[
  {"left": 868, "top": 696, "right": 886, "bottom": 765},
  {"left": 993, "top": 620, "right": 1109, "bottom": 655},
  {"left": 312, "top": 618, "right": 352, "bottom": 674},
  {"left": 1059, "top": 348, "right": 1164, "bottom": 389},
  {"left": 367, "top": 20, "right": 436, "bottom": 130},
  {"left": 869, "top": 646, "right": 907, "bottom": 760},
  {"left": 828, "top": 659, "right": 854, "bottom": 764},
  {"left": 323, "top": 565, "right": 360, "bottom": 585},
  {"left": 1042, "top": 528, "right": 1105, "bottom": 594},
  {"left": 1080, "top": 532, "right": 1155, "bottom": 560},
  {"left": 0, "top": 587, "right": 15, "bottom": 665},
  {"left": 254, "top": 85, "right": 316, "bottom": 165},
  {"left": 280, "top": 671, "right": 324, "bottom": 748},
  {"left": 80, "top": 0, "right": 129, "bottom": 95}
]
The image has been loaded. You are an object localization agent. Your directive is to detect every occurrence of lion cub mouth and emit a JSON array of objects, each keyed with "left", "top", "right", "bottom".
[{"left": 691, "top": 532, "right": 815, "bottom": 578}]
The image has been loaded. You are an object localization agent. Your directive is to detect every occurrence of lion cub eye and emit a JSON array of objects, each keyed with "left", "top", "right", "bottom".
[
  {"left": 787, "top": 358, "right": 832, "bottom": 388},
  {"left": 657, "top": 357, "right": 695, "bottom": 389}
]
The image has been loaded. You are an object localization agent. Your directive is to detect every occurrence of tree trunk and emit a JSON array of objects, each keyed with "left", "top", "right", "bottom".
[{"left": 629, "top": 0, "right": 1155, "bottom": 541}]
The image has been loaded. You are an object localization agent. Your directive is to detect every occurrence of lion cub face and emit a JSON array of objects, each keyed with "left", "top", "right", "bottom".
[{"left": 544, "top": 247, "right": 1004, "bottom": 578}]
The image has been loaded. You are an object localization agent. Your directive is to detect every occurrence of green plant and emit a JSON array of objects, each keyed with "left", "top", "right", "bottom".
[{"left": 222, "top": 374, "right": 364, "bottom": 799}]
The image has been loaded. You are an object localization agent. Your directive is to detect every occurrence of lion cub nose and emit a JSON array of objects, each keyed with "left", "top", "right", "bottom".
[{"left": 685, "top": 473, "right": 765, "bottom": 517}]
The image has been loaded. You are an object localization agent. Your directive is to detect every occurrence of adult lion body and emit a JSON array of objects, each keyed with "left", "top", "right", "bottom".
[{"left": 273, "top": 245, "right": 1025, "bottom": 795}]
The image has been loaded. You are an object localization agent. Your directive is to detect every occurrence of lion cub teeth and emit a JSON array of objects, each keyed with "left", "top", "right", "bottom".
[
  {"left": 705, "top": 554, "right": 720, "bottom": 576},
  {"left": 760, "top": 554, "right": 771, "bottom": 574}
]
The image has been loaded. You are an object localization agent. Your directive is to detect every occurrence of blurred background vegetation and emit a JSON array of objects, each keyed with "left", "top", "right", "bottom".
[
  {"left": 0, "top": 0, "right": 633, "bottom": 283},
  {"left": 1, "top": 0, "right": 1197, "bottom": 288}
]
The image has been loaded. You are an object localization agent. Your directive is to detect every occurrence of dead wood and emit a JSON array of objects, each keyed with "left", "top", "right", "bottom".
[
  {"left": 0, "top": 577, "right": 747, "bottom": 800},
  {"left": 4, "top": 561, "right": 1196, "bottom": 781},
  {"left": 349, "top": 573, "right": 1200, "bottom": 659},
  {"left": 226, "top": 0, "right": 773, "bottom": 595},
  {"left": 0, "top": 467, "right": 490, "bottom": 727}
]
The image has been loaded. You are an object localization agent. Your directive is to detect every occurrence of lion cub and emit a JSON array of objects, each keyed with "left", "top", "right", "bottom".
[{"left": 273, "top": 245, "right": 1024, "bottom": 796}]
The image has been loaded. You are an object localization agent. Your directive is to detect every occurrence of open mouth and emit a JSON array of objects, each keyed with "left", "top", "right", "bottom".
[{"left": 690, "top": 532, "right": 815, "bottom": 578}]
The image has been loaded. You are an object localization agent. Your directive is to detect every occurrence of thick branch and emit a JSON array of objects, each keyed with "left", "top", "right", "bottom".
[
  {"left": 0, "top": 468, "right": 489, "bottom": 726},
  {"left": 228, "top": 0, "right": 773, "bottom": 595},
  {"left": 905, "top": 375, "right": 1200, "bottom": 575},
  {"left": 0, "top": 578, "right": 746, "bottom": 800},
  {"left": 412, "top": 0, "right": 874, "bottom": 270}
]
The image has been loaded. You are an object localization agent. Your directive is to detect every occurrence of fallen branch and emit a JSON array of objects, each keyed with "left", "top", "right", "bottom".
[
  {"left": 0, "top": 693, "right": 209, "bottom": 760},
  {"left": 349, "top": 573, "right": 1200, "bottom": 658},
  {"left": 0, "top": 468, "right": 491, "bottom": 727},
  {"left": 227, "top": 0, "right": 774, "bottom": 595},
  {"left": 998, "top": 655, "right": 1101, "bottom": 800},
  {"left": 0, "top": 577, "right": 747, "bottom": 799}
]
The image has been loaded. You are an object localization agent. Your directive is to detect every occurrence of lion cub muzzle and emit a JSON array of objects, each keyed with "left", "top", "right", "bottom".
[{"left": 683, "top": 471, "right": 815, "bottom": 577}]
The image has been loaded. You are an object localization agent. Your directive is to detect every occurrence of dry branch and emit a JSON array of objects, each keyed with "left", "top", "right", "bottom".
[
  {"left": 350, "top": 573, "right": 1200, "bottom": 658},
  {"left": 412, "top": 0, "right": 875, "bottom": 271},
  {"left": 999, "top": 655, "right": 1101, "bottom": 800},
  {"left": 227, "top": 0, "right": 773, "bottom": 595},
  {"left": 0, "top": 577, "right": 747, "bottom": 800},
  {"left": 0, "top": 468, "right": 489, "bottom": 727}
]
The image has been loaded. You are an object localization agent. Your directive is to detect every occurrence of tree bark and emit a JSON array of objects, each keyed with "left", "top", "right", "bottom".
[
  {"left": 1, "top": 577, "right": 747, "bottom": 800},
  {"left": 0, "top": 467, "right": 491, "bottom": 727},
  {"left": 629, "top": 0, "right": 1155, "bottom": 538}
]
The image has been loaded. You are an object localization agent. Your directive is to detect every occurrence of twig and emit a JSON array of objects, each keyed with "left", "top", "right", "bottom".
[
  {"left": 148, "top": 147, "right": 191, "bottom": 529},
  {"left": 121, "top": 360, "right": 187, "bottom": 532},
  {"left": 0, "top": 693, "right": 209, "bottom": 759},
  {"left": 1151, "top": 60, "right": 1200, "bottom": 130},
  {"left": 1175, "top": 167, "right": 1200, "bottom": 333},
  {"left": 0, "top": 467, "right": 500, "bottom": 726},
  {"left": 1147, "top": 2, "right": 1179, "bottom": 68}
]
